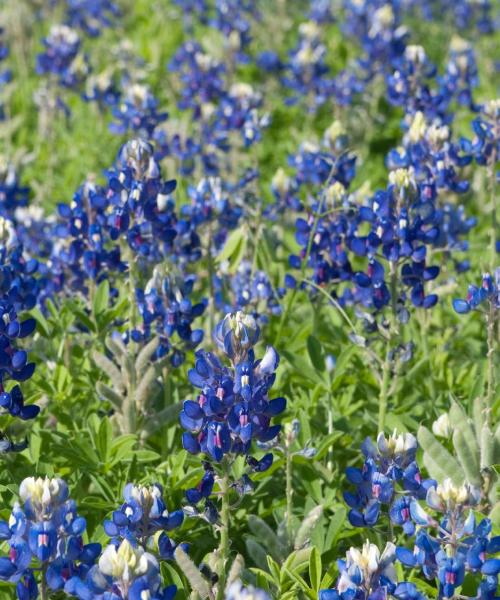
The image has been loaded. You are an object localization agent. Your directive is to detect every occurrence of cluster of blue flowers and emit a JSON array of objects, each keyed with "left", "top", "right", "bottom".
[
  {"left": 321, "top": 431, "right": 500, "bottom": 600},
  {"left": 0, "top": 477, "right": 100, "bottom": 598},
  {"left": 453, "top": 269, "right": 500, "bottom": 314},
  {"left": 180, "top": 312, "right": 285, "bottom": 515},
  {"left": 0, "top": 217, "right": 40, "bottom": 449},
  {"left": 0, "top": 27, "right": 11, "bottom": 121}
]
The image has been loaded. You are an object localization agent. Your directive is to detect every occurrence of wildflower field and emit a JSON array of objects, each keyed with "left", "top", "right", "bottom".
[{"left": 0, "top": 0, "right": 498, "bottom": 598}]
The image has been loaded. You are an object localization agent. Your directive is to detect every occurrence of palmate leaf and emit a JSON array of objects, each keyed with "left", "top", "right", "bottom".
[{"left": 417, "top": 426, "right": 464, "bottom": 485}]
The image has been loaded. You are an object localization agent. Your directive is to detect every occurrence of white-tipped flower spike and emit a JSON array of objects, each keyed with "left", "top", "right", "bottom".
[
  {"left": 338, "top": 541, "right": 396, "bottom": 596},
  {"left": 408, "top": 111, "right": 427, "bottom": 143},
  {"left": 432, "top": 413, "right": 451, "bottom": 438},
  {"left": 377, "top": 430, "right": 417, "bottom": 459},
  {"left": 255, "top": 346, "right": 279, "bottom": 376},
  {"left": 426, "top": 478, "right": 480, "bottom": 512},
  {"left": 0, "top": 217, "right": 18, "bottom": 250},
  {"left": 214, "top": 311, "right": 260, "bottom": 361},
  {"left": 19, "top": 477, "right": 68, "bottom": 518},
  {"left": 405, "top": 44, "right": 427, "bottom": 65},
  {"left": 388, "top": 167, "right": 416, "bottom": 192},
  {"left": 225, "top": 580, "right": 271, "bottom": 600},
  {"left": 99, "top": 539, "right": 150, "bottom": 585},
  {"left": 271, "top": 168, "right": 291, "bottom": 195}
]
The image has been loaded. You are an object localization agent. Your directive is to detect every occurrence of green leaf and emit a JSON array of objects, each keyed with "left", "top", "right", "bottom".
[
  {"left": 97, "top": 381, "right": 123, "bottom": 410},
  {"left": 295, "top": 505, "right": 323, "bottom": 550},
  {"left": 453, "top": 429, "right": 481, "bottom": 487},
  {"left": 309, "top": 546, "right": 322, "bottom": 592},
  {"left": 97, "top": 417, "right": 112, "bottom": 463},
  {"left": 418, "top": 426, "right": 464, "bottom": 485},
  {"left": 93, "top": 351, "right": 124, "bottom": 392},
  {"left": 283, "top": 567, "right": 315, "bottom": 599},
  {"left": 248, "top": 516, "right": 286, "bottom": 561},
  {"left": 245, "top": 539, "right": 269, "bottom": 570},
  {"left": 29, "top": 307, "right": 51, "bottom": 337},
  {"left": 217, "top": 228, "right": 243, "bottom": 261},
  {"left": 93, "top": 279, "right": 110, "bottom": 316},
  {"left": 324, "top": 506, "right": 347, "bottom": 551},
  {"left": 307, "top": 336, "right": 325, "bottom": 372}
]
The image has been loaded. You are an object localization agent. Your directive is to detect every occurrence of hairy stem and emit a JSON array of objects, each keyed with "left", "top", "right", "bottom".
[
  {"left": 216, "top": 473, "right": 231, "bottom": 600},
  {"left": 488, "top": 149, "right": 497, "bottom": 269},
  {"left": 485, "top": 303, "right": 496, "bottom": 420},
  {"left": 40, "top": 564, "right": 48, "bottom": 600},
  {"left": 378, "top": 346, "right": 391, "bottom": 433},
  {"left": 286, "top": 443, "right": 293, "bottom": 546},
  {"left": 274, "top": 208, "right": 323, "bottom": 346}
]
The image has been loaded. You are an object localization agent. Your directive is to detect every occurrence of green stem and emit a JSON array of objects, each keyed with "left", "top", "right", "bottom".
[
  {"left": 488, "top": 149, "right": 497, "bottom": 269},
  {"left": 485, "top": 303, "right": 496, "bottom": 420},
  {"left": 285, "top": 444, "right": 293, "bottom": 547},
  {"left": 216, "top": 474, "right": 231, "bottom": 600},
  {"left": 274, "top": 208, "right": 322, "bottom": 346},
  {"left": 40, "top": 564, "right": 48, "bottom": 600},
  {"left": 378, "top": 346, "right": 391, "bottom": 433},
  {"left": 420, "top": 312, "right": 436, "bottom": 399},
  {"left": 206, "top": 225, "right": 215, "bottom": 336},
  {"left": 127, "top": 248, "right": 138, "bottom": 332}
]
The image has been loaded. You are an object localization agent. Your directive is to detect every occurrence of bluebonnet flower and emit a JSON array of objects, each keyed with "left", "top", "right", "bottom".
[
  {"left": 308, "top": 0, "right": 334, "bottom": 23},
  {"left": 467, "top": 99, "right": 500, "bottom": 167},
  {"left": 83, "top": 69, "right": 121, "bottom": 109},
  {"left": 104, "top": 138, "right": 198, "bottom": 264},
  {"left": 395, "top": 479, "right": 500, "bottom": 598},
  {"left": 452, "top": 269, "right": 499, "bottom": 314},
  {"left": 70, "top": 538, "right": 176, "bottom": 600},
  {"left": 405, "top": 0, "right": 496, "bottom": 33},
  {"left": 439, "top": 37, "right": 479, "bottom": 109},
  {"left": 288, "top": 181, "right": 358, "bottom": 291},
  {"left": 209, "top": 0, "right": 258, "bottom": 65},
  {"left": 282, "top": 21, "right": 332, "bottom": 111},
  {"left": 0, "top": 159, "right": 30, "bottom": 218},
  {"left": 134, "top": 267, "right": 205, "bottom": 366},
  {"left": 182, "top": 177, "right": 243, "bottom": 252},
  {"left": 181, "top": 312, "right": 285, "bottom": 513},
  {"left": 344, "top": 431, "right": 434, "bottom": 532},
  {"left": 215, "top": 83, "right": 270, "bottom": 148},
  {"left": 319, "top": 540, "right": 407, "bottom": 600},
  {"left": 225, "top": 580, "right": 271, "bottom": 599},
  {"left": 0, "top": 28, "right": 11, "bottom": 121},
  {"left": 216, "top": 260, "right": 283, "bottom": 326},
  {"left": 36, "top": 25, "right": 89, "bottom": 89},
  {"left": 341, "top": 1, "right": 407, "bottom": 78},
  {"left": 109, "top": 83, "right": 167, "bottom": 138},
  {"left": 0, "top": 477, "right": 101, "bottom": 597},
  {"left": 51, "top": 176, "right": 125, "bottom": 293},
  {"left": 181, "top": 312, "right": 284, "bottom": 461},
  {"left": 266, "top": 168, "right": 302, "bottom": 217},
  {"left": 387, "top": 45, "right": 448, "bottom": 121},
  {"left": 168, "top": 42, "right": 226, "bottom": 119},
  {"left": 65, "top": 0, "right": 120, "bottom": 37},
  {"left": 289, "top": 124, "right": 356, "bottom": 189},
  {"left": 104, "top": 483, "right": 184, "bottom": 561},
  {"left": 0, "top": 219, "right": 40, "bottom": 445}
]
